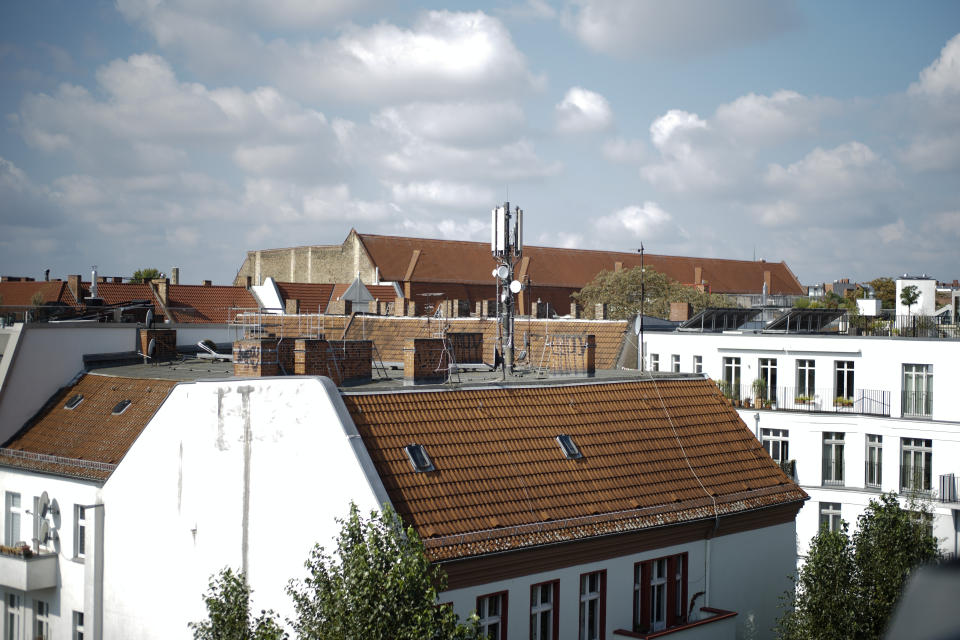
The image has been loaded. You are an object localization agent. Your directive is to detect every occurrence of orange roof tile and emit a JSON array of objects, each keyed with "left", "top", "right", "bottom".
[
  {"left": 275, "top": 282, "right": 335, "bottom": 314},
  {"left": 167, "top": 284, "right": 258, "bottom": 323},
  {"left": 0, "top": 281, "right": 80, "bottom": 307},
  {"left": 0, "top": 374, "right": 177, "bottom": 481},
  {"left": 356, "top": 233, "right": 804, "bottom": 295},
  {"left": 330, "top": 283, "right": 400, "bottom": 303},
  {"left": 344, "top": 377, "right": 806, "bottom": 560}
]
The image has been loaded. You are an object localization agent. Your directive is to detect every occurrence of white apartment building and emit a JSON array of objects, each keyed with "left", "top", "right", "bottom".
[{"left": 641, "top": 310, "right": 960, "bottom": 560}]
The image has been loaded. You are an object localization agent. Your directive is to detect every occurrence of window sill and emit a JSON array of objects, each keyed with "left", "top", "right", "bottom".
[{"left": 613, "top": 607, "right": 738, "bottom": 639}]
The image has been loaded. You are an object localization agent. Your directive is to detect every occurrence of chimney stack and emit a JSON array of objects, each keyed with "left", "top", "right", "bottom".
[
  {"left": 67, "top": 275, "right": 81, "bottom": 301},
  {"left": 170, "top": 267, "right": 180, "bottom": 285},
  {"left": 44, "top": 269, "right": 50, "bottom": 282},
  {"left": 202, "top": 280, "right": 212, "bottom": 287},
  {"left": 152, "top": 278, "right": 170, "bottom": 307}
]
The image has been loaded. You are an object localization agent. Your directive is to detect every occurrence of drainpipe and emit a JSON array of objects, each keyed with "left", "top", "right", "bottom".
[
  {"left": 754, "top": 412, "right": 761, "bottom": 439},
  {"left": 82, "top": 502, "right": 105, "bottom": 640}
]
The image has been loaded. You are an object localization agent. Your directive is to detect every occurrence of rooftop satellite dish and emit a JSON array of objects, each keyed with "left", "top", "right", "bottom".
[
  {"left": 39, "top": 519, "right": 50, "bottom": 544},
  {"left": 509, "top": 280, "right": 523, "bottom": 294},
  {"left": 147, "top": 338, "right": 156, "bottom": 357},
  {"left": 495, "top": 265, "right": 509, "bottom": 280},
  {"left": 38, "top": 491, "right": 50, "bottom": 518},
  {"left": 145, "top": 308, "right": 154, "bottom": 328}
]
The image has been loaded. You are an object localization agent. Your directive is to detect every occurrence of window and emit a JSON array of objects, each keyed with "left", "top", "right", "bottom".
[
  {"left": 6, "top": 593, "right": 21, "bottom": 640},
  {"left": 634, "top": 554, "right": 687, "bottom": 634},
  {"left": 758, "top": 358, "right": 777, "bottom": 402},
  {"left": 4, "top": 491, "right": 22, "bottom": 545},
  {"left": 865, "top": 435, "right": 882, "bottom": 488},
  {"left": 761, "top": 428, "right": 789, "bottom": 464},
  {"left": 671, "top": 354, "right": 680, "bottom": 373},
  {"left": 902, "top": 364, "right": 933, "bottom": 417},
  {"left": 530, "top": 581, "right": 558, "bottom": 640},
  {"left": 650, "top": 354, "right": 659, "bottom": 372},
  {"left": 797, "top": 360, "right": 815, "bottom": 397},
  {"left": 835, "top": 361, "right": 854, "bottom": 401},
  {"left": 579, "top": 570, "right": 605, "bottom": 640},
  {"left": 403, "top": 444, "right": 435, "bottom": 472},
  {"left": 556, "top": 435, "right": 583, "bottom": 460},
  {"left": 693, "top": 356, "right": 702, "bottom": 374},
  {"left": 73, "top": 611, "right": 84, "bottom": 640},
  {"left": 64, "top": 393, "right": 83, "bottom": 410},
  {"left": 819, "top": 502, "right": 842, "bottom": 532},
  {"left": 111, "top": 399, "right": 131, "bottom": 415},
  {"left": 34, "top": 601, "right": 49, "bottom": 640},
  {"left": 822, "top": 432, "right": 845, "bottom": 486},
  {"left": 722, "top": 357, "right": 741, "bottom": 400},
  {"left": 477, "top": 592, "right": 507, "bottom": 640},
  {"left": 900, "top": 438, "right": 932, "bottom": 492},
  {"left": 74, "top": 505, "right": 87, "bottom": 559}
]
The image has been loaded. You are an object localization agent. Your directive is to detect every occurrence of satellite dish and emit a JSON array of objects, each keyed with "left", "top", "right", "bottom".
[
  {"left": 147, "top": 338, "right": 156, "bottom": 357},
  {"left": 495, "top": 265, "right": 509, "bottom": 280},
  {"left": 509, "top": 280, "right": 523, "bottom": 294},
  {"left": 145, "top": 308, "right": 154, "bottom": 328},
  {"left": 39, "top": 491, "right": 50, "bottom": 518},
  {"left": 39, "top": 519, "right": 50, "bottom": 544}
]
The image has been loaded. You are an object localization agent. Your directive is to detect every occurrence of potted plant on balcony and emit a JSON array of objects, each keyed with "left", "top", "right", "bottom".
[
  {"left": 835, "top": 396, "right": 854, "bottom": 408},
  {"left": 0, "top": 544, "right": 33, "bottom": 558},
  {"left": 794, "top": 395, "right": 813, "bottom": 405},
  {"left": 715, "top": 379, "right": 733, "bottom": 405},
  {"left": 751, "top": 378, "right": 767, "bottom": 407}
]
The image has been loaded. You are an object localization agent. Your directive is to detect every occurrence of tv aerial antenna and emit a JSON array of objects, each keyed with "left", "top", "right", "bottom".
[{"left": 491, "top": 202, "right": 524, "bottom": 378}]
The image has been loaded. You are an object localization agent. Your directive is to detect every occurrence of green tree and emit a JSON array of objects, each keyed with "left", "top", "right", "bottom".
[
  {"left": 777, "top": 493, "right": 939, "bottom": 639},
  {"left": 30, "top": 291, "right": 45, "bottom": 307},
  {"left": 132, "top": 268, "right": 162, "bottom": 283},
  {"left": 869, "top": 277, "right": 896, "bottom": 309},
  {"left": 190, "top": 567, "right": 287, "bottom": 640},
  {"left": 288, "top": 503, "right": 480, "bottom": 640},
  {"left": 900, "top": 285, "right": 920, "bottom": 315},
  {"left": 572, "top": 266, "right": 732, "bottom": 320}
]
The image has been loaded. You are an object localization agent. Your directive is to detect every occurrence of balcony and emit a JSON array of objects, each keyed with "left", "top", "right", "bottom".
[
  {"left": 726, "top": 385, "right": 891, "bottom": 417},
  {"left": 0, "top": 548, "right": 58, "bottom": 591},
  {"left": 901, "top": 390, "right": 932, "bottom": 419},
  {"left": 613, "top": 607, "right": 738, "bottom": 639},
  {"left": 847, "top": 314, "right": 959, "bottom": 339}
]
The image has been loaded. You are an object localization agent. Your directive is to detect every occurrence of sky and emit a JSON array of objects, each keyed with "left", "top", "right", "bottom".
[{"left": 1, "top": 1, "right": 959, "bottom": 286}]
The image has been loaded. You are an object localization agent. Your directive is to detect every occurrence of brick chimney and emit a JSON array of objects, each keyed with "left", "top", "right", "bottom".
[
  {"left": 202, "top": 280, "right": 212, "bottom": 287},
  {"left": 152, "top": 278, "right": 169, "bottom": 307},
  {"left": 694, "top": 266, "right": 703, "bottom": 287},
  {"left": 670, "top": 302, "right": 692, "bottom": 322},
  {"left": 67, "top": 274, "right": 81, "bottom": 301},
  {"left": 763, "top": 270, "right": 772, "bottom": 294}
]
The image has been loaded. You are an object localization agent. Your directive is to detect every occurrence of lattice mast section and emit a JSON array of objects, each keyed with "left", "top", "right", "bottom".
[{"left": 491, "top": 202, "right": 524, "bottom": 378}]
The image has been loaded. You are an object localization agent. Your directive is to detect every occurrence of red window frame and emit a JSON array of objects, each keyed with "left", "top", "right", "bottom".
[
  {"left": 476, "top": 590, "right": 509, "bottom": 640},
  {"left": 633, "top": 553, "right": 689, "bottom": 634},
  {"left": 578, "top": 569, "right": 607, "bottom": 640},
  {"left": 530, "top": 579, "right": 560, "bottom": 640}
]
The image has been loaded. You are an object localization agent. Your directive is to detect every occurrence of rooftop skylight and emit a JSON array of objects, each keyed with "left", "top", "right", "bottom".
[
  {"left": 64, "top": 394, "right": 84, "bottom": 410},
  {"left": 112, "top": 399, "right": 131, "bottom": 415},
  {"left": 404, "top": 444, "right": 435, "bottom": 473},
  {"left": 556, "top": 434, "right": 583, "bottom": 459}
]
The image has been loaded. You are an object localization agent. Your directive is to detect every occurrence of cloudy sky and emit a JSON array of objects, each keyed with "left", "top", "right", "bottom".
[{"left": 2, "top": 1, "right": 959, "bottom": 285}]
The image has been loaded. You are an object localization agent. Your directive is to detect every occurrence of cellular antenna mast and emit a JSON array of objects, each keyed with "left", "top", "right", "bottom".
[{"left": 491, "top": 202, "right": 524, "bottom": 378}]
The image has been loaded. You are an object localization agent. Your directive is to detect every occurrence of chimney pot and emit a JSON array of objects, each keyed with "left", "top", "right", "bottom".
[{"left": 203, "top": 280, "right": 212, "bottom": 287}]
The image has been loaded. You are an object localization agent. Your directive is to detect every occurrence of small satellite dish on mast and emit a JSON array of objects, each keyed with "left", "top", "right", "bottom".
[
  {"left": 38, "top": 491, "right": 50, "bottom": 518},
  {"left": 39, "top": 519, "right": 50, "bottom": 544},
  {"left": 509, "top": 280, "right": 523, "bottom": 294},
  {"left": 495, "top": 265, "right": 509, "bottom": 280},
  {"left": 147, "top": 338, "right": 156, "bottom": 358},
  {"left": 145, "top": 308, "right": 154, "bottom": 328}
]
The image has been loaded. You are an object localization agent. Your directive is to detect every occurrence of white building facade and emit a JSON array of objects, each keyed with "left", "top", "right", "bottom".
[{"left": 641, "top": 328, "right": 960, "bottom": 559}]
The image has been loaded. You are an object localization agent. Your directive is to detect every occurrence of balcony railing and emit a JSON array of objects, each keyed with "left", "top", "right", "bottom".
[
  {"left": 779, "top": 460, "right": 797, "bottom": 480},
  {"left": 847, "top": 314, "right": 959, "bottom": 339},
  {"left": 901, "top": 390, "right": 933, "bottom": 418},
  {"left": 822, "top": 454, "right": 845, "bottom": 487},
  {"left": 938, "top": 473, "right": 959, "bottom": 504},
  {"left": 900, "top": 464, "right": 933, "bottom": 495},
  {"left": 0, "top": 550, "right": 58, "bottom": 591},
  {"left": 725, "top": 385, "right": 891, "bottom": 417},
  {"left": 864, "top": 460, "right": 882, "bottom": 488}
]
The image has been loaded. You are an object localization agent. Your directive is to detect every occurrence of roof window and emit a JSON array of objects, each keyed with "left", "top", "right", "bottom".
[
  {"left": 404, "top": 444, "right": 435, "bottom": 473},
  {"left": 64, "top": 394, "right": 84, "bottom": 410},
  {"left": 112, "top": 399, "right": 132, "bottom": 415},
  {"left": 556, "top": 434, "right": 583, "bottom": 459}
]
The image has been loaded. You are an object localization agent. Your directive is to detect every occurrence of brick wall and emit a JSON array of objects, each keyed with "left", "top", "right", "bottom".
[
  {"left": 447, "top": 332, "right": 483, "bottom": 364},
  {"left": 403, "top": 338, "right": 451, "bottom": 384},
  {"left": 327, "top": 340, "right": 372, "bottom": 384},
  {"left": 138, "top": 329, "right": 177, "bottom": 360},
  {"left": 233, "top": 339, "right": 279, "bottom": 377},
  {"left": 548, "top": 334, "right": 596, "bottom": 376},
  {"left": 276, "top": 338, "right": 297, "bottom": 374}
]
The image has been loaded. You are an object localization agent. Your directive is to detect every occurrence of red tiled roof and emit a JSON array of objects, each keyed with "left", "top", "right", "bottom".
[
  {"left": 356, "top": 233, "right": 804, "bottom": 295},
  {"left": 167, "top": 284, "right": 258, "bottom": 323},
  {"left": 275, "top": 282, "right": 335, "bottom": 314},
  {"left": 330, "top": 283, "right": 399, "bottom": 302},
  {"left": 345, "top": 377, "right": 806, "bottom": 560},
  {"left": 0, "top": 281, "right": 79, "bottom": 307},
  {"left": 0, "top": 374, "right": 177, "bottom": 482}
]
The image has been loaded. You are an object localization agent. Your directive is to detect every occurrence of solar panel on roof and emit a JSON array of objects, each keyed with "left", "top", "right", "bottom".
[{"left": 765, "top": 308, "right": 847, "bottom": 333}]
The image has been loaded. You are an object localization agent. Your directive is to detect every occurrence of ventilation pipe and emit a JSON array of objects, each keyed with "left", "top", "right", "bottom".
[{"left": 90, "top": 266, "right": 98, "bottom": 299}]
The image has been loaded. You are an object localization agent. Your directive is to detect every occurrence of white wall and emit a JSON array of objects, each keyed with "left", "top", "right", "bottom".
[
  {"left": 896, "top": 278, "right": 937, "bottom": 316},
  {"left": 100, "top": 376, "right": 389, "bottom": 639},
  {"left": 441, "top": 520, "right": 795, "bottom": 640},
  {"left": 0, "top": 468, "right": 100, "bottom": 640}
]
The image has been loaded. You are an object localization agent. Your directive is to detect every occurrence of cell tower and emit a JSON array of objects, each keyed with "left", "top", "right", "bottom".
[{"left": 491, "top": 202, "right": 523, "bottom": 377}]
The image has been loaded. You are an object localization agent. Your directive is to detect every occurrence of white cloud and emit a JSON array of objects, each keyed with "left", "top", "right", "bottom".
[
  {"left": 714, "top": 90, "right": 831, "bottom": 143},
  {"left": 909, "top": 33, "right": 960, "bottom": 97},
  {"left": 0, "top": 156, "right": 62, "bottom": 227},
  {"left": 395, "top": 216, "right": 488, "bottom": 241},
  {"left": 562, "top": 0, "right": 799, "bottom": 58},
  {"left": 535, "top": 231, "right": 584, "bottom": 249},
  {"left": 595, "top": 202, "right": 680, "bottom": 239},
  {"left": 764, "top": 142, "right": 898, "bottom": 198},
  {"left": 372, "top": 101, "right": 525, "bottom": 145},
  {"left": 602, "top": 137, "right": 646, "bottom": 163},
  {"left": 498, "top": 0, "right": 558, "bottom": 20},
  {"left": 555, "top": 87, "right": 613, "bottom": 134},
  {"left": 648, "top": 109, "right": 707, "bottom": 150},
  {"left": 641, "top": 109, "right": 727, "bottom": 192},
  {"left": 901, "top": 133, "right": 960, "bottom": 172},
  {"left": 388, "top": 181, "right": 494, "bottom": 208}
]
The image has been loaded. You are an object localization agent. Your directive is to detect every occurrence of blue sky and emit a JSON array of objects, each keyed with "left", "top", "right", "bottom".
[{"left": 1, "top": 0, "right": 959, "bottom": 285}]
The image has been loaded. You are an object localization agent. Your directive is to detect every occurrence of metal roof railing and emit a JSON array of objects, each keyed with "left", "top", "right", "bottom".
[{"left": 0, "top": 448, "right": 117, "bottom": 473}]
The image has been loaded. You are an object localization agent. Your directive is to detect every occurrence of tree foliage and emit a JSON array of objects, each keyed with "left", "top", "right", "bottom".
[
  {"left": 132, "top": 267, "right": 162, "bottom": 283},
  {"left": 572, "top": 266, "right": 732, "bottom": 320},
  {"left": 776, "top": 493, "right": 939, "bottom": 639},
  {"left": 288, "top": 503, "right": 480, "bottom": 640},
  {"left": 869, "top": 277, "right": 896, "bottom": 309},
  {"left": 900, "top": 285, "right": 920, "bottom": 314},
  {"left": 190, "top": 567, "right": 287, "bottom": 640}
]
